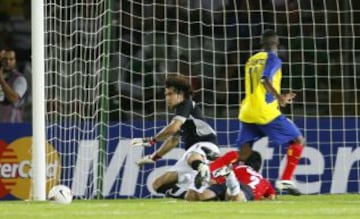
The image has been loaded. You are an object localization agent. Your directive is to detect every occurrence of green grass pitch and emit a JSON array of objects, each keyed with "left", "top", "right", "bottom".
[{"left": 0, "top": 194, "right": 359, "bottom": 219}]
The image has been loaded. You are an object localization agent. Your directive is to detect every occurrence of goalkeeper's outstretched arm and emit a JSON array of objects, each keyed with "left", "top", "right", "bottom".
[
  {"left": 133, "top": 118, "right": 182, "bottom": 167},
  {"left": 131, "top": 118, "right": 183, "bottom": 147},
  {"left": 154, "top": 119, "right": 182, "bottom": 142},
  {"left": 136, "top": 134, "right": 180, "bottom": 167}
]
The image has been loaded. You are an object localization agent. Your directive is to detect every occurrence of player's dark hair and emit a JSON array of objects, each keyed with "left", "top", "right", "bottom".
[
  {"left": 245, "top": 150, "right": 262, "bottom": 172},
  {"left": 165, "top": 75, "right": 192, "bottom": 99},
  {"left": 260, "top": 29, "right": 279, "bottom": 50}
]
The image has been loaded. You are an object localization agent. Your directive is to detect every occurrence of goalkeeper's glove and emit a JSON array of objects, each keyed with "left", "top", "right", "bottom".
[
  {"left": 131, "top": 137, "right": 156, "bottom": 147},
  {"left": 136, "top": 153, "right": 162, "bottom": 167}
]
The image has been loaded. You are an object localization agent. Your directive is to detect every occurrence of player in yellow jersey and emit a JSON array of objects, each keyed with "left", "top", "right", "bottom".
[{"left": 237, "top": 30, "right": 305, "bottom": 195}]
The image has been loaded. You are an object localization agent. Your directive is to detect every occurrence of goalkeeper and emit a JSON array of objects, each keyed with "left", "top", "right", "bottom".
[
  {"left": 131, "top": 75, "right": 219, "bottom": 197},
  {"left": 236, "top": 30, "right": 305, "bottom": 195}
]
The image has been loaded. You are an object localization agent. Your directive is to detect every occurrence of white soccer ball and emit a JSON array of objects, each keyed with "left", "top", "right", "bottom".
[{"left": 48, "top": 185, "right": 73, "bottom": 204}]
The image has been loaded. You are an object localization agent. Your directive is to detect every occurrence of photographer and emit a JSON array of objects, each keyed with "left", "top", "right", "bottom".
[{"left": 0, "top": 49, "right": 28, "bottom": 123}]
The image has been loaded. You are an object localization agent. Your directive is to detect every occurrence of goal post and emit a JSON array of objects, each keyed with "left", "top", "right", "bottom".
[
  {"left": 37, "top": 0, "right": 360, "bottom": 199},
  {"left": 97, "top": 0, "right": 113, "bottom": 199},
  {"left": 31, "top": 0, "right": 46, "bottom": 201}
]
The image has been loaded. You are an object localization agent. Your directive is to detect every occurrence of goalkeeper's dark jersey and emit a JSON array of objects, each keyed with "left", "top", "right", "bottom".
[{"left": 173, "top": 98, "right": 217, "bottom": 150}]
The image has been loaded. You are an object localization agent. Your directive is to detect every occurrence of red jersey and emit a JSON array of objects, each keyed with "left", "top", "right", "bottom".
[
  {"left": 209, "top": 151, "right": 275, "bottom": 200},
  {"left": 232, "top": 164, "right": 275, "bottom": 200}
]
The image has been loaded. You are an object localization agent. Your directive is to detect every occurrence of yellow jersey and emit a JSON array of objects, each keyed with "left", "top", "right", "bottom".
[{"left": 239, "top": 51, "right": 282, "bottom": 124}]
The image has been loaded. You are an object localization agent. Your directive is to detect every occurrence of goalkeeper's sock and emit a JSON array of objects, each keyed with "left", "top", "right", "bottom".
[
  {"left": 281, "top": 142, "right": 304, "bottom": 180},
  {"left": 209, "top": 150, "right": 238, "bottom": 173}
]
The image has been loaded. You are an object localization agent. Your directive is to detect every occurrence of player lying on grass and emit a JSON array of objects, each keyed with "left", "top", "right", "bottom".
[
  {"left": 185, "top": 150, "right": 276, "bottom": 202},
  {"left": 131, "top": 74, "right": 220, "bottom": 198}
]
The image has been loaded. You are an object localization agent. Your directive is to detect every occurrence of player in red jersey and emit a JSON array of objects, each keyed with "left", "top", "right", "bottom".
[
  {"left": 223, "top": 163, "right": 275, "bottom": 200},
  {"left": 186, "top": 150, "right": 275, "bottom": 201}
]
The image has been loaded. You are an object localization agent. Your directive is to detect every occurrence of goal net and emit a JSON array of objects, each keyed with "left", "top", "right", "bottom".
[{"left": 43, "top": 0, "right": 359, "bottom": 199}]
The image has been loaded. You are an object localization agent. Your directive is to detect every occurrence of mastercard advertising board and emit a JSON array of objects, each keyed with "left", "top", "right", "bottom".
[
  {"left": 0, "top": 124, "right": 61, "bottom": 200},
  {"left": 1, "top": 118, "right": 359, "bottom": 199}
]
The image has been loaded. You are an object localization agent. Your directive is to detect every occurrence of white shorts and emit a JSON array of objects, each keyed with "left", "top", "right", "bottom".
[{"left": 168, "top": 142, "right": 220, "bottom": 193}]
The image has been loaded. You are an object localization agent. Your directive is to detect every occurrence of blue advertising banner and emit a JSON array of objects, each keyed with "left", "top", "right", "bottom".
[{"left": 0, "top": 117, "right": 359, "bottom": 200}]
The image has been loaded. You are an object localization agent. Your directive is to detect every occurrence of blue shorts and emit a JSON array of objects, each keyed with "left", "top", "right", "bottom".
[
  {"left": 236, "top": 115, "right": 302, "bottom": 147},
  {"left": 207, "top": 182, "right": 254, "bottom": 201}
]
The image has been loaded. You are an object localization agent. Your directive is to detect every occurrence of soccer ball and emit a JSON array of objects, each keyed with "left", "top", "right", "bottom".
[{"left": 48, "top": 185, "right": 73, "bottom": 204}]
